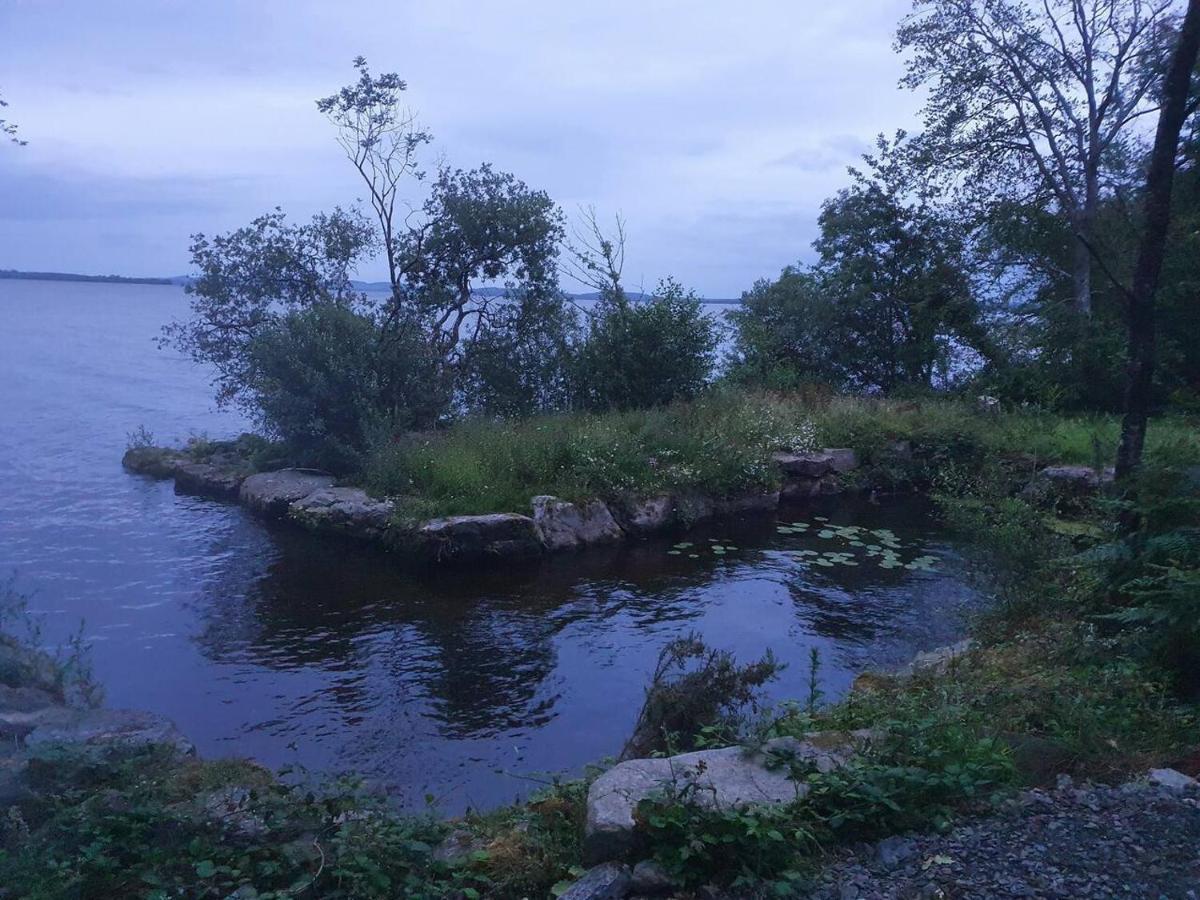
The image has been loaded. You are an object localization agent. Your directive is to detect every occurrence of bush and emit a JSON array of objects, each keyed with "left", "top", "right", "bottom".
[
  {"left": 571, "top": 279, "right": 719, "bottom": 411},
  {"left": 248, "top": 304, "right": 444, "bottom": 471}
]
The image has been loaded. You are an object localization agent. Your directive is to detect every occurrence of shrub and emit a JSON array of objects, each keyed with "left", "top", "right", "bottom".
[{"left": 571, "top": 279, "right": 719, "bottom": 411}]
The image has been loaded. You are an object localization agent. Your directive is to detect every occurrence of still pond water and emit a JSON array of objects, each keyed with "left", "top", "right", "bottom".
[{"left": 0, "top": 279, "right": 986, "bottom": 811}]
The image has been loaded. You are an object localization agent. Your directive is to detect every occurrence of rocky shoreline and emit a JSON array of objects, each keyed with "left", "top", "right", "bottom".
[{"left": 122, "top": 441, "right": 874, "bottom": 566}]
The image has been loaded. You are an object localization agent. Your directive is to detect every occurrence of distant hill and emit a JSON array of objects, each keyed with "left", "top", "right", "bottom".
[
  {"left": 2, "top": 269, "right": 738, "bottom": 303},
  {"left": 0, "top": 269, "right": 174, "bottom": 286}
]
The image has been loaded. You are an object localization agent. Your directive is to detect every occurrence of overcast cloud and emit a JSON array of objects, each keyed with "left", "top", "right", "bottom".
[{"left": 0, "top": 0, "right": 919, "bottom": 297}]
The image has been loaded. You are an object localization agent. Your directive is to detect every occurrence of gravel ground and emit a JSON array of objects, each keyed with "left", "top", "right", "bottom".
[{"left": 809, "top": 776, "right": 1200, "bottom": 899}]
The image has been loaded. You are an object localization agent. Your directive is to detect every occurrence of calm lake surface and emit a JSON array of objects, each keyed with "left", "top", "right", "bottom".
[{"left": 0, "top": 279, "right": 986, "bottom": 811}]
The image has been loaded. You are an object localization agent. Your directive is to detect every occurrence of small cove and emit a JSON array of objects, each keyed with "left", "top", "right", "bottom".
[{"left": 0, "top": 279, "right": 989, "bottom": 812}]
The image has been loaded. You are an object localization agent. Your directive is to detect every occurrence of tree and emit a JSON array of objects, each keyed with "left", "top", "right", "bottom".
[
  {"left": 1, "top": 90, "right": 26, "bottom": 146},
  {"left": 898, "top": 0, "right": 1178, "bottom": 317},
  {"left": 1115, "top": 0, "right": 1200, "bottom": 477}
]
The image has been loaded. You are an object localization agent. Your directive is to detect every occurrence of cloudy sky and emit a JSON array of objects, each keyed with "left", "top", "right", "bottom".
[{"left": 1, "top": 0, "right": 920, "bottom": 297}]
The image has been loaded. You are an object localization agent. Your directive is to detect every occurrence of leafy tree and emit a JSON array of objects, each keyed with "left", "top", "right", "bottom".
[
  {"left": 897, "top": 0, "right": 1178, "bottom": 317},
  {"left": 572, "top": 278, "right": 719, "bottom": 411}
]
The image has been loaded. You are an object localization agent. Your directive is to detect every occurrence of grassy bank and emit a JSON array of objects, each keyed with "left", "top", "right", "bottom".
[{"left": 361, "top": 389, "right": 1200, "bottom": 520}]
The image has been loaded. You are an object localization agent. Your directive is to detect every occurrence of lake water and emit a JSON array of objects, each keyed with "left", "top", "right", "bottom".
[{"left": 0, "top": 279, "right": 985, "bottom": 811}]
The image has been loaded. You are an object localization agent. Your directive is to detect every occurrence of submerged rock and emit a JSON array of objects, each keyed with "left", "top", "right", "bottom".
[
  {"left": 239, "top": 469, "right": 335, "bottom": 518},
  {"left": 173, "top": 461, "right": 245, "bottom": 500},
  {"left": 417, "top": 513, "right": 544, "bottom": 563},
  {"left": 121, "top": 445, "right": 185, "bottom": 478},
  {"left": 584, "top": 732, "right": 870, "bottom": 863},
  {"left": 289, "top": 487, "right": 395, "bottom": 542},
  {"left": 531, "top": 496, "right": 624, "bottom": 551}
]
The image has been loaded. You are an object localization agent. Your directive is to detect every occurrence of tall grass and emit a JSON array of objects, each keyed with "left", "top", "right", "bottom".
[{"left": 362, "top": 390, "right": 1200, "bottom": 518}]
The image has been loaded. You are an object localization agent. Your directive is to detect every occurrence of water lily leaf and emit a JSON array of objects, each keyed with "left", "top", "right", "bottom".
[
  {"left": 818, "top": 530, "right": 835, "bottom": 539},
  {"left": 667, "top": 550, "right": 682, "bottom": 556}
]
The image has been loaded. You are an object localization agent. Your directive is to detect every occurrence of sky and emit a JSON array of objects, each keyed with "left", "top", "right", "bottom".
[{"left": 0, "top": 0, "right": 921, "bottom": 298}]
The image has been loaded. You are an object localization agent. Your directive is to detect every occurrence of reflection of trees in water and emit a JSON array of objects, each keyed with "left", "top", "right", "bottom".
[{"left": 190, "top": 525, "right": 713, "bottom": 739}]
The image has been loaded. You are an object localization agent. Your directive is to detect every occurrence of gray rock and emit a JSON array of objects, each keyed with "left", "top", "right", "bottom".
[
  {"left": 558, "top": 862, "right": 631, "bottom": 900},
  {"left": 121, "top": 445, "right": 185, "bottom": 478},
  {"left": 584, "top": 732, "right": 869, "bottom": 863},
  {"left": 0, "top": 686, "right": 74, "bottom": 742},
  {"left": 25, "top": 707, "right": 194, "bottom": 755},
  {"left": 630, "top": 858, "right": 676, "bottom": 894},
  {"left": 773, "top": 451, "right": 835, "bottom": 478},
  {"left": 198, "top": 786, "right": 267, "bottom": 840},
  {"left": 823, "top": 448, "right": 859, "bottom": 473},
  {"left": 673, "top": 492, "right": 715, "bottom": 526},
  {"left": 417, "top": 513, "right": 544, "bottom": 564},
  {"left": 432, "top": 827, "right": 491, "bottom": 865},
  {"left": 239, "top": 469, "right": 335, "bottom": 517},
  {"left": 895, "top": 639, "right": 975, "bottom": 677},
  {"left": 613, "top": 495, "right": 676, "bottom": 535},
  {"left": 875, "top": 835, "right": 916, "bottom": 868},
  {"left": 173, "top": 461, "right": 245, "bottom": 500},
  {"left": 1147, "top": 768, "right": 1198, "bottom": 791},
  {"left": 713, "top": 490, "right": 780, "bottom": 516},
  {"left": 289, "top": 487, "right": 395, "bottom": 541},
  {"left": 531, "top": 496, "right": 625, "bottom": 551},
  {"left": 1032, "top": 465, "right": 1114, "bottom": 488},
  {"left": 782, "top": 474, "right": 842, "bottom": 500}
]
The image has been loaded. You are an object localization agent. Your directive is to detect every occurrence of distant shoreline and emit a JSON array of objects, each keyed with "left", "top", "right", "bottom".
[{"left": 0, "top": 269, "right": 175, "bottom": 286}]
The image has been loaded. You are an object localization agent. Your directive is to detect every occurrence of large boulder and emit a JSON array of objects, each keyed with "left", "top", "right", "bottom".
[
  {"left": 612, "top": 494, "right": 676, "bottom": 536},
  {"left": 824, "top": 448, "right": 859, "bottom": 473},
  {"left": 416, "top": 513, "right": 544, "bottom": 564},
  {"left": 173, "top": 461, "right": 245, "bottom": 500},
  {"left": 531, "top": 496, "right": 624, "bottom": 551},
  {"left": 239, "top": 469, "right": 335, "bottom": 518},
  {"left": 121, "top": 446, "right": 185, "bottom": 479},
  {"left": 584, "top": 732, "right": 869, "bottom": 863},
  {"left": 289, "top": 487, "right": 395, "bottom": 542},
  {"left": 24, "top": 708, "right": 195, "bottom": 756},
  {"left": 773, "top": 451, "right": 835, "bottom": 478}
]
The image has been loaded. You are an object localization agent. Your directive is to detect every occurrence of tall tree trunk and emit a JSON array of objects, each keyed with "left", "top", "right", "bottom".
[
  {"left": 1071, "top": 217, "right": 1093, "bottom": 317},
  {"left": 1114, "top": 0, "right": 1200, "bottom": 480}
]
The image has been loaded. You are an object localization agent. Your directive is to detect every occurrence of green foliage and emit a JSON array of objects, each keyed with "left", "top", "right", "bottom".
[
  {"left": 571, "top": 278, "right": 719, "bottom": 411},
  {"left": 621, "top": 633, "right": 782, "bottom": 760}
]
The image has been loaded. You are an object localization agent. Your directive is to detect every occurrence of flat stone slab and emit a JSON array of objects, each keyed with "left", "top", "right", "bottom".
[
  {"left": 774, "top": 451, "right": 835, "bottom": 477},
  {"left": 584, "top": 732, "right": 870, "bottom": 863},
  {"left": 417, "top": 513, "right": 544, "bottom": 563},
  {"left": 532, "top": 496, "right": 624, "bottom": 551},
  {"left": 173, "top": 461, "right": 245, "bottom": 500},
  {"left": 1035, "top": 465, "right": 1114, "bottom": 487},
  {"left": 24, "top": 707, "right": 195, "bottom": 756},
  {"left": 289, "top": 487, "right": 395, "bottom": 541},
  {"left": 240, "top": 469, "right": 335, "bottom": 517}
]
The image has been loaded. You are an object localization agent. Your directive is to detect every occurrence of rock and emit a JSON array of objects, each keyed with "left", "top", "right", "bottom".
[
  {"left": 173, "top": 461, "right": 245, "bottom": 500},
  {"left": 289, "top": 487, "right": 395, "bottom": 541},
  {"left": 1147, "top": 768, "right": 1198, "bottom": 791},
  {"left": 895, "top": 639, "right": 975, "bottom": 677},
  {"left": 673, "top": 492, "right": 715, "bottom": 527},
  {"left": 121, "top": 445, "right": 185, "bottom": 478},
  {"left": 613, "top": 495, "right": 676, "bottom": 535},
  {"left": 0, "top": 755, "right": 32, "bottom": 806},
  {"left": 781, "top": 474, "right": 842, "bottom": 500},
  {"left": 416, "top": 513, "right": 544, "bottom": 564},
  {"left": 976, "top": 395, "right": 1001, "bottom": 415},
  {"left": 432, "top": 827, "right": 491, "bottom": 865},
  {"left": 1036, "top": 465, "right": 1114, "bottom": 486},
  {"left": 0, "top": 686, "right": 74, "bottom": 742},
  {"left": 774, "top": 451, "right": 835, "bottom": 478},
  {"left": 714, "top": 490, "right": 780, "bottom": 516},
  {"left": 239, "top": 469, "right": 335, "bottom": 518},
  {"left": 824, "top": 448, "right": 859, "bottom": 473},
  {"left": 630, "top": 858, "right": 676, "bottom": 894},
  {"left": 875, "top": 835, "right": 916, "bottom": 868},
  {"left": 584, "top": 733, "right": 869, "bottom": 863},
  {"left": 198, "top": 786, "right": 267, "bottom": 840},
  {"left": 558, "top": 862, "right": 631, "bottom": 900},
  {"left": 531, "top": 496, "right": 625, "bottom": 551},
  {"left": 24, "top": 707, "right": 194, "bottom": 756}
]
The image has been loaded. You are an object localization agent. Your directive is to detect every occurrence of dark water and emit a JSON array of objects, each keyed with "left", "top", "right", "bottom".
[{"left": 0, "top": 279, "right": 985, "bottom": 811}]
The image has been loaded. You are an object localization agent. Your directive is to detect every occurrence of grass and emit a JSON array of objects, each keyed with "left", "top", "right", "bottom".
[{"left": 362, "top": 388, "right": 1200, "bottom": 520}]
